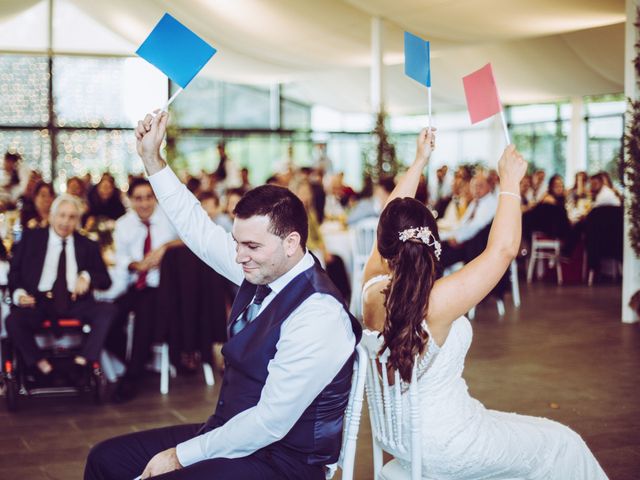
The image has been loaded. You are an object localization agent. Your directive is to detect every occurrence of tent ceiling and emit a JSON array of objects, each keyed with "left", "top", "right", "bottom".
[{"left": 0, "top": 0, "right": 626, "bottom": 114}]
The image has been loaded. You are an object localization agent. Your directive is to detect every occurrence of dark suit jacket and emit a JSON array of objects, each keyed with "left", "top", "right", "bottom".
[{"left": 8, "top": 228, "right": 112, "bottom": 298}]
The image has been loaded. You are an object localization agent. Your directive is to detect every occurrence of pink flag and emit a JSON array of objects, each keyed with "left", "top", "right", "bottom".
[{"left": 462, "top": 63, "right": 502, "bottom": 124}]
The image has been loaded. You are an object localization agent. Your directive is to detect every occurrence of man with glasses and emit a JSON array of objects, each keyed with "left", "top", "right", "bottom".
[{"left": 106, "top": 176, "right": 181, "bottom": 402}]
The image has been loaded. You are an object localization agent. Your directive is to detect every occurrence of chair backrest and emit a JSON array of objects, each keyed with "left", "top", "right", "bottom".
[
  {"left": 349, "top": 218, "right": 379, "bottom": 318},
  {"left": 531, "top": 231, "right": 561, "bottom": 250},
  {"left": 351, "top": 217, "right": 379, "bottom": 268},
  {"left": 326, "top": 343, "right": 368, "bottom": 480},
  {"left": 361, "top": 329, "right": 422, "bottom": 480}
]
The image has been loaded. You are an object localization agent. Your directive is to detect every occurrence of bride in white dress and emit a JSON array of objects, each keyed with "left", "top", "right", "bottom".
[{"left": 361, "top": 129, "right": 608, "bottom": 480}]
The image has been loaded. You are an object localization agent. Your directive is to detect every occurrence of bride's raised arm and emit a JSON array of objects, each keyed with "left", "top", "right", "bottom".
[
  {"left": 362, "top": 128, "right": 435, "bottom": 284},
  {"left": 427, "top": 145, "right": 527, "bottom": 327}
]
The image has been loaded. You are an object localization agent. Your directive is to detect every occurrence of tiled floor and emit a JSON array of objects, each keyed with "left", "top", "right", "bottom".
[{"left": 1, "top": 282, "right": 638, "bottom": 479}]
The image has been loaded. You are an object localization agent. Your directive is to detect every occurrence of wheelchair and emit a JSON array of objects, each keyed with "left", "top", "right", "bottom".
[{"left": 1, "top": 317, "right": 109, "bottom": 411}]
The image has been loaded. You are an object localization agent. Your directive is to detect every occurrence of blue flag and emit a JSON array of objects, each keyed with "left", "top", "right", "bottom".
[
  {"left": 404, "top": 31, "right": 430, "bottom": 87},
  {"left": 136, "top": 13, "right": 217, "bottom": 89}
]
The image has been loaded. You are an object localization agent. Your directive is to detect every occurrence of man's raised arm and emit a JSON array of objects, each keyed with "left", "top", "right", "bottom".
[{"left": 135, "top": 111, "right": 243, "bottom": 285}]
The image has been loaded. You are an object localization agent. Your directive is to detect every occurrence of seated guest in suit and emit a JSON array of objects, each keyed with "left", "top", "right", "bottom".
[
  {"left": 5, "top": 194, "right": 116, "bottom": 376},
  {"left": 107, "top": 177, "right": 181, "bottom": 401},
  {"left": 439, "top": 172, "right": 498, "bottom": 268}
]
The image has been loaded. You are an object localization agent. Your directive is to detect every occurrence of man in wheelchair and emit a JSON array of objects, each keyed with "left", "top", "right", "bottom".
[{"left": 5, "top": 194, "right": 117, "bottom": 384}]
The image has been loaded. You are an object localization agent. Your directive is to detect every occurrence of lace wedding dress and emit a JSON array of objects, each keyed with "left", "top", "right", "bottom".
[{"left": 363, "top": 275, "right": 608, "bottom": 480}]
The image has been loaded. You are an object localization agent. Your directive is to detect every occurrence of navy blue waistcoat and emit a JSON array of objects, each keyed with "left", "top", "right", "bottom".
[{"left": 202, "top": 260, "right": 362, "bottom": 465}]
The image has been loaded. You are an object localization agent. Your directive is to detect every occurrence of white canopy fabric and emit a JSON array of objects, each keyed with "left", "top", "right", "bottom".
[{"left": 0, "top": 0, "right": 626, "bottom": 114}]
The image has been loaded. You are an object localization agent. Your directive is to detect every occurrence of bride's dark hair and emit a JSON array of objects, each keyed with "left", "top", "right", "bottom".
[{"left": 377, "top": 197, "right": 440, "bottom": 382}]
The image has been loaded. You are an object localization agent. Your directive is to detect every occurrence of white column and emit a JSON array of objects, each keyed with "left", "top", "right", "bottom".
[
  {"left": 623, "top": 0, "right": 640, "bottom": 323},
  {"left": 566, "top": 96, "right": 586, "bottom": 182},
  {"left": 370, "top": 16, "right": 384, "bottom": 113},
  {"left": 269, "top": 84, "right": 281, "bottom": 130}
]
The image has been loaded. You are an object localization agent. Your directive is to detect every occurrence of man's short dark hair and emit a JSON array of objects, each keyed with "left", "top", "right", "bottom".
[
  {"left": 128, "top": 177, "right": 152, "bottom": 197},
  {"left": 197, "top": 190, "right": 220, "bottom": 206},
  {"left": 234, "top": 185, "right": 308, "bottom": 250}
]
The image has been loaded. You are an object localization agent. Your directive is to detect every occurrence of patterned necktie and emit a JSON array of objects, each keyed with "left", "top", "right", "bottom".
[
  {"left": 135, "top": 221, "right": 152, "bottom": 290},
  {"left": 230, "top": 284, "right": 272, "bottom": 337},
  {"left": 52, "top": 238, "right": 70, "bottom": 316}
]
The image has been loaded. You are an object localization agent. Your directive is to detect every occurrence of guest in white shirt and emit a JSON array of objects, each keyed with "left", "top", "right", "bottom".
[
  {"left": 106, "top": 177, "right": 181, "bottom": 401},
  {"left": 85, "top": 112, "right": 360, "bottom": 480},
  {"left": 590, "top": 173, "right": 622, "bottom": 208},
  {"left": 439, "top": 172, "right": 498, "bottom": 268}
]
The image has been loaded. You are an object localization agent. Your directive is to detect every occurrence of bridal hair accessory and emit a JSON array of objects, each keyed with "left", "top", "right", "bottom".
[{"left": 398, "top": 226, "right": 442, "bottom": 260}]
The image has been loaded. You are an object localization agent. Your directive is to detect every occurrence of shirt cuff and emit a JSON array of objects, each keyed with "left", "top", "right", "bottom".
[
  {"left": 176, "top": 436, "right": 205, "bottom": 467},
  {"left": 148, "top": 165, "right": 182, "bottom": 200},
  {"left": 12, "top": 288, "right": 27, "bottom": 305}
]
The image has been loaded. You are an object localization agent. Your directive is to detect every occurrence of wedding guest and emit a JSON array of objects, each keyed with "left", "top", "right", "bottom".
[
  {"left": 85, "top": 174, "right": 126, "bottom": 226},
  {"left": 590, "top": 173, "right": 621, "bottom": 208},
  {"left": 20, "top": 182, "right": 54, "bottom": 230}
]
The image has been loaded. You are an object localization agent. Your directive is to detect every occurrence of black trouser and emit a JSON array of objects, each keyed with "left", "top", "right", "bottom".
[
  {"left": 84, "top": 424, "right": 324, "bottom": 480},
  {"left": 107, "top": 286, "right": 158, "bottom": 378},
  {"left": 5, "top": 298, "right": 117, "bottom": 366}
]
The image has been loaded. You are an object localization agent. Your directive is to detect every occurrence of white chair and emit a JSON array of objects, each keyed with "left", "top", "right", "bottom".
[
  {"left": 326, "top": 344, "right": 368, "bottom": 480},
  {"left": 349, "top": 218, "right": 380, "bottom": 319},
  {"left": 445, "top": 261, "right": 516, "bottom": 320},
  {"left": 127, "top": 313, "right": 215, "bottom": 395},
  {"left": 527, "top": 232, "right": 562, "bottom": 285},
  {"left": 361, "top": 330, "right": 423, "bottom": 480},
  {"left": 469, "top": 260, "right": 521, "bottom": 319}
]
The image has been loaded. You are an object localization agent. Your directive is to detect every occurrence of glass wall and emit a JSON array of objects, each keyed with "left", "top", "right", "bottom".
[
  {"left": 0, "top": 53, "right": 313, "bottom": 191},
  {"left": 0, "top": 50, "right": 625, "bottom": 195}
]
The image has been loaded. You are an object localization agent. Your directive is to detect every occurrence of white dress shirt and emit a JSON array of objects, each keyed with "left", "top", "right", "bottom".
[
  {"left": 12, "top": 228, "right": 88, "bottom": 304},
  {"left": 440, "top": 192, "right": 498, "bottom": 243},
  {"left": 148, "top": 166, "right": 356, "bottom": 466},
  {"left": 592, "top": 185, "right": 621, "bottom": 208},
  {"left": 110, "top": 206, "right": 179, "bottom": 297}
]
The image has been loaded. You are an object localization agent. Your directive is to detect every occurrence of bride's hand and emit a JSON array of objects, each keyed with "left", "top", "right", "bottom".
[
  {"left": 415, "top": 127, "right": 436, "bottom": 164},
  {"left": 498, "top": 144, "right": 527, "bottom": 193}
]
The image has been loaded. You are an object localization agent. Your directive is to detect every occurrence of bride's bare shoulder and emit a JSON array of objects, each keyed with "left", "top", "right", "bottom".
[{"left": 362, "top": 276, "right": 389, "bottom": 331}]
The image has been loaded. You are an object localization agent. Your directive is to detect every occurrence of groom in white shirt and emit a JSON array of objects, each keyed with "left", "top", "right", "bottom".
[{"left": 84, "top": 111, "right": 361, "bottom": 480}]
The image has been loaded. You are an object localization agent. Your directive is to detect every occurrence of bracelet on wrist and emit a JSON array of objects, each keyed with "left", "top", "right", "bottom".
[{"left": 498, "top": 191, "right": 521, "bottom": 200}]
